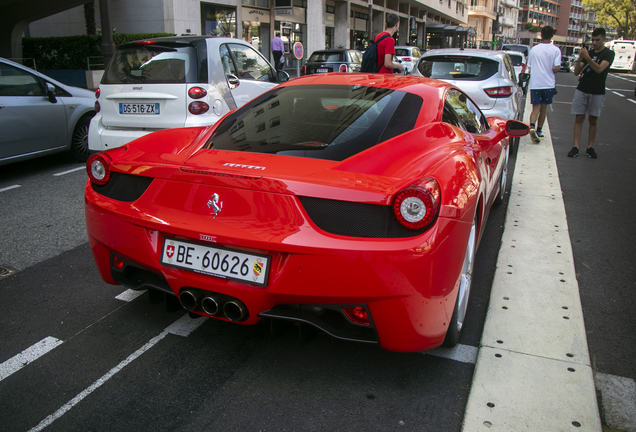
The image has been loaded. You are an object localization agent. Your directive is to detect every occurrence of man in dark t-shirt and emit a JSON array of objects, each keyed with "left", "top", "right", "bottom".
[
  {"left": 568, "top": 28, "right": 615, "bottom": 158},
  {"left": 375, "top": 13, "right": 404, "bottom": 74}
]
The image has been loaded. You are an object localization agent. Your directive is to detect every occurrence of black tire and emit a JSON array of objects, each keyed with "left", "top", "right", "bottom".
[
  {"left": 493, "top": 145, "right": 509, "bottom": 206},
  {"left": 70, "top": 115, "right": 92, "bottom": 162},
  {"left": 442, "top": 213, "right": 478, "bottom": 347}
]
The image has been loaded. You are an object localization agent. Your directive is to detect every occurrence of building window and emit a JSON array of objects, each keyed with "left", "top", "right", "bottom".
[
  {"left": 242, "top": 0, "right": 269, "bottom": 7},
  {"left": 201, "top": 4, "right": 237, "bottom": 37}
]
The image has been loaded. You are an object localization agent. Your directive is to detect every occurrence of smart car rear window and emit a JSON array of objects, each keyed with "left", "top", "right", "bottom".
[
  {"left": 206, "top": 85, "right": 422, "bottom": 161},
  {"left": 508, "top": 54, "right": 524, "bottom": 66},
  {"left": 103, "top": 44, "right": 199, "bottom": 84},
  {"left": 418, "top": 56, "right": 499, "bottom": 80},
  {"left": 308, "top": 52, "right": 344, "bottom": 62}
]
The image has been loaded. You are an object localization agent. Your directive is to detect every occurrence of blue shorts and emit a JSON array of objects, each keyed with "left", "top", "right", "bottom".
[{"left": 530, "top": 88, "right": 555, "bottom": 105}]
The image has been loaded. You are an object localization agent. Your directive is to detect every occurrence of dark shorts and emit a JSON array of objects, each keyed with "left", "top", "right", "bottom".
[{"left": 530, "top": 88, "right": 555, "bottom": 105}]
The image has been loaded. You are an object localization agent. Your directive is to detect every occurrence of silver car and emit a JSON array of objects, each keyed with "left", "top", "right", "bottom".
[
  {"left": 0, "top": 57, "right": 95, "bottom": 166},
  {"left": 89, "top": 36, "right": 288, "bottom": 153},
  {"left": 412, "top": 49, "right": 526, "bottom": 121},
  {"left": 394, "top": 46, "right": 423, "bottom": 74}
]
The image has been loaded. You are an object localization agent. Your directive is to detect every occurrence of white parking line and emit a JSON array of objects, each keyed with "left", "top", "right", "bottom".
[
  {"left": 0, "top": 185, "right": 21, "bottom": 193},
  {"left": 53, "top": 166, "right": 85, "bottom": 177},
  {"left": 115, "top": 289, "right": 146, "bottom": 302},
  {"left": 628, "top": 99, "right": 636, "bottom": 105},
  {"left": 28, "top": 314, "right": 206, "bottom": 432},
  {"left": 612, "top": 91, "right": 626, "bottom": 97},
  {"left": 0, "top": 337, "right": 63, "bottom": 382}
]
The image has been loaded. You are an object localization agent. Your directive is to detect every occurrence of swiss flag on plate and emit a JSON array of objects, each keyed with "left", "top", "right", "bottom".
[{"left": 166, "top": 245, "right": 175, "bottom": 258}]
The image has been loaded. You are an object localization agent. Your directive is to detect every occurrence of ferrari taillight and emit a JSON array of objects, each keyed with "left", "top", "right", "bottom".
[
  {"left": 188, "top": 86, "right": 207, "bottom": 99},
  {"left": 343, "top": 306, "right": 370, "bottom": 325},
  {"left": 484, "top": 86, "right": 513, "bottom": 98},
  {"left": 188, "top": 101, "right": 209, "bottom": 115},
  {"left": 393, "top": 178, "right": 440, "bottom": 230},
  {"left": 87, "top": 153, "right": 111, "bottom": 186},
  {"left": 339, "top": 64, "right": 348, "bottom": 73}
]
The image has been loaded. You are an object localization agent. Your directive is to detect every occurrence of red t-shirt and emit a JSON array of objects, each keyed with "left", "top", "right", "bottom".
[{"left": 375, "top": 32, "right": 396, "bottom": 74}]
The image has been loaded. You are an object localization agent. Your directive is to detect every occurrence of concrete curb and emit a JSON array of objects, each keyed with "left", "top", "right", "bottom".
[{"left": 461, "top": 97, "right": 602, "bottom": 431}]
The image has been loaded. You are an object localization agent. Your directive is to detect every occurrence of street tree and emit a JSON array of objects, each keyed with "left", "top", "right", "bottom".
[{"left": 583, "top": 0, "right": 636, "bottom": 40}]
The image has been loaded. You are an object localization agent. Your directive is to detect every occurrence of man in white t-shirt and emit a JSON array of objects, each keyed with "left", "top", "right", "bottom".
[{"left": 527, "top": 26, "right": 561, "bottom": 143}]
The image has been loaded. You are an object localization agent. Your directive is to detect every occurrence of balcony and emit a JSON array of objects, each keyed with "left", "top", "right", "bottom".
[
  {"left": 501, "top": 16, "right": 516, "bottom": 27},
  {"left": 467, "top": 5, "right": 497, "bottom": 19}
]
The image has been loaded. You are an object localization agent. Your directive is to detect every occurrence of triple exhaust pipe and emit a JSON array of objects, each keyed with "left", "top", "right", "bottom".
[{"left": 179, "top": 289, "right": 247, "bottom": 322}]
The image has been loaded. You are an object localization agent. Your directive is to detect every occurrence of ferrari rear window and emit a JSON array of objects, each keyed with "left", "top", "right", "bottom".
[
  {"left": 417, "top": 56, "right": 499, "bottom": 80},
  {"left": 206, "top": 85, "right": 422, "bottom": 161}
]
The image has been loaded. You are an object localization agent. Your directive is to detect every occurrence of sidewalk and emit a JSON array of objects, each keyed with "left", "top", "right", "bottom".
[{"left": 462, "top": 97, "right": 602, "bottom": 431}]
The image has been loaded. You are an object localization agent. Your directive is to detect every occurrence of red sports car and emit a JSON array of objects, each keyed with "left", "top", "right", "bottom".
[{"left": 85, "top": 73, "right": 528, "bottom": 352}]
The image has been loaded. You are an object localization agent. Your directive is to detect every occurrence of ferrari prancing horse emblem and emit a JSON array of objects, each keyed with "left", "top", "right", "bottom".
[{"left": 207, "top": 193, "right": 223, "bottom": 218}]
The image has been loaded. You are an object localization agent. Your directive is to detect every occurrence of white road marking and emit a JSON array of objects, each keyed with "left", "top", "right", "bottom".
[
  {"left": 53, "top": 166, "right": 85, "bottom": 177},
  {"left": 0, "top": 337, "right": 63, "bottom": 382},
  {"left": 628, "top": 99, "right": 636, "bottom": 105},
  {"left": 0, "top": 185, "right": 21, "bottom": 193},
  {"left": 115, "top": 289, "right": 146, "bottom": 302},
  {"left": 425, "top": 343, "right": 478, "bottom": 364},
  {"left": 28, "top": 314, "right": 205, "bottom": 432},
  {"left": 612, "top": 91, "right": 626, "bottom": 97},
  {"left": 594, "top": 372, "right": 636, "bottom": 432}
]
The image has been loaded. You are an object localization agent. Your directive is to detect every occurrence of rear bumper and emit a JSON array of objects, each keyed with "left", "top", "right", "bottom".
[
  {"left": 88, "top": 114, "right": 153, "bottom": 152},
  {"left": 85, "top": 184, "right": 472, "bottom": 352}
]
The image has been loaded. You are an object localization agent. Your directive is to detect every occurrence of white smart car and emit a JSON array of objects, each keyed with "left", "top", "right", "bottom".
[{"left": 89, "top": 36, "right": 288, "bottom": 152}]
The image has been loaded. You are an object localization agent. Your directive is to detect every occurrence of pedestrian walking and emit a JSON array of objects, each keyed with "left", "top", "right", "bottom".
[
  {"left": 271, "top": 32, "right": 284, "bottom": 72},
  {"left": 527, "top": 26, "right": 561, "bottom": 143},
  {"left": 374, "top": 13, "right": 404, "bottom": 74},
  {"left": 568, "top": 28, "right": 615, "bottom": 159}
]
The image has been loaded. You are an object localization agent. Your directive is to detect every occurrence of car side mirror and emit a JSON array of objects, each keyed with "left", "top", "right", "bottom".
[
  {"left": 277, "top": 70, "right": 290, "bottom": 83},
  {"left": 518, "top": 73, "right": 530, "bottom": 83},
  {"left": 505, "top": 119, "right": 529, "bottom": 137},
  {"left": 46, "top": 82, "right": 57, "bottom": 104},
  {"left": 226, "top": 74, "right": 240, "bottom": 90}
]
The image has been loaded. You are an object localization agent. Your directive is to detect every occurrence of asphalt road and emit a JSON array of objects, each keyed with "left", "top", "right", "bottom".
[{"left": 0, "top": 134, "right": 514, "bottom": 430}]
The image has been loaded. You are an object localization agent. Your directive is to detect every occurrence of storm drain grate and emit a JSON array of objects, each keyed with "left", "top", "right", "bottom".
[{"left": 0, "top": 266, "right": 15, "bottom": 277}]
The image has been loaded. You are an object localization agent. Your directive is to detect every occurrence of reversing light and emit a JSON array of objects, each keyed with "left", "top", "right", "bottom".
[
  {"left": 188, "top": 87, "right": 207, "bottom": 99},
  {"left": 188, "top": 101, "right": 209, "bottom": 115},
  {"left": 343, "top": 306, "right": 370, "bottom": 325},
  {"left": 393, "top": 178, "right": 440, "bottom": 230},
  {"left": 95, "top": 101, "right": 101, "bottom": 113},
  {"left": 112, "top": 255, "right": 125, "bottom": 271},
  {"left": 86, "top": 153, "right": 111, "bottom": 186},
  {"left": 484, "top": 86, "right": 513, "bottom": 98},
  {"left": 339, "top": 64, "right": 348, "bottom": 73}
]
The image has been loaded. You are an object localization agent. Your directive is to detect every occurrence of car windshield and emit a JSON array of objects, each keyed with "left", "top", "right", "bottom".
[
  {"left": 308, "top": 52, "right": 344, "bottom": 62},
  {"left": 103, "top": 44, "right": 198, "bottom": 84},
  {"left": 348, "top": 51, "right": 363, "bottom": 63},
  {"left": 418, "top": 56, "right": 499, "bottom": 80},
  {"left": 206, "top": 84, "right": 422, "bottom": 161}
]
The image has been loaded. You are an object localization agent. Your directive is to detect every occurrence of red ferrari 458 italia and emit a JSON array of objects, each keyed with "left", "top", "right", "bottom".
[{"left": 85, "top": 73, "right": 528, "bottom": 352}]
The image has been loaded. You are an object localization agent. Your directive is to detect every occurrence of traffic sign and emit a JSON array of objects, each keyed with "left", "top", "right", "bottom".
[{"left": 293, "top": 42, "right": 303, "bottom": 60}]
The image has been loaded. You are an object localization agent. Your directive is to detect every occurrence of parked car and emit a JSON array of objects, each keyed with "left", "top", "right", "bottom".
[
  {"left": 506, "top": 51, "right": 528, "bottom": 94},
  {"left": 501, "top": 43, "right": 531, "bottom": 59},
  {"left": 394, "top": 46, "right": 423, "bottom": 73},
  {"left": 85, "top": 73, "right": 529, "bottom": 352},
  {"left": 413, "top": 49, "right": 526, "bottom": 123},
  {"left": 560, "top": 55, "right": 571, "bottom": 72},
  {"left": 88, "top": 36, "right": 288, "bottom": 153},
  {"left": 0, "top": 57, "right": 95, "bottom": 166},
  {"left": 300, "top": 49, "right": 362, "bottom": 75}
]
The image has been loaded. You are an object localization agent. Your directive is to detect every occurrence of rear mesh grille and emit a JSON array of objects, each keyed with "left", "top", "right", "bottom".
[
  {"left": 298, "top": 196, "right": 427, "bottom": 238},
  {"left": 92, "top": 172, "right": 153, "bottom": 202}
]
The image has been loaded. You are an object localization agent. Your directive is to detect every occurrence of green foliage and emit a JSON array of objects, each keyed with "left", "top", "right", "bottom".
[
  {"left": 524, "top": 23, "right": 540, "bottom": 32},
  {"left": 583, "top": 0, "right": 636, "bottom": 39},
  {"left": 23, "top": 33, "right": 175, "bottom": 70}
]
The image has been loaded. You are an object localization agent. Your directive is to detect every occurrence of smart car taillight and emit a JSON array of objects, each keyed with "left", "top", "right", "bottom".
[
  {"left": 521, "top": 63, "right": 527, "bottom": 73},
  {"left": 484, "top": 86, "right": 513, "bottom": 98},
  {"left": 188, "top": 87, "right": 207, "bottom": 99},
  {"left": 393, "top": 178, "right": 440, "bottom": 230},
  {"left": 339, "top": 64, "right": 348, "bottom": 73},
  {"left": 95, "top": 101, "right": 101, "bottom": 113},
  {"left": 188, "top": 101, "right": 209, "bottom": 115},
  {"left": 95, "top": 88, "right": 100, "bottom": 99},
  {"left": 87, "top": 153, "right": 111, "bottom": 186}
]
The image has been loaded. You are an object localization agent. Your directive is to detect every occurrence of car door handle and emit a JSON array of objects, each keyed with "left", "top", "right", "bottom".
[{"left": 226, "top": 74, "right": 240, "bottom": 89}]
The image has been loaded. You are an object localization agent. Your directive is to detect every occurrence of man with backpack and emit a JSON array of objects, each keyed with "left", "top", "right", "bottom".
[{"left": 361, "top": 13, "right": 404, "bottom": 74}]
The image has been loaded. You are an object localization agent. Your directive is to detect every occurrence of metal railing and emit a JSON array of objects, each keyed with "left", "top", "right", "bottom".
[{"left": 87, "top": 56, "right": 105, "bottom": 70}]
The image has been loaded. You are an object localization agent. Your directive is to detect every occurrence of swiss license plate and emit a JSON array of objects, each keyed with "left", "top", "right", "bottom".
[
  {"left": 161, "top": 238, "right": 270, "bottom": 286},
  {"left": 316, "top": 68, "right": 329, "bottom": 73},
  {"left": 119, "top": 103, "right": 160, "bottom": 115}
]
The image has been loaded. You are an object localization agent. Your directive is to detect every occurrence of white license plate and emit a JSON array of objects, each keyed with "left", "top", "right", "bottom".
[
  {"left": 119, "top": 103, "right": 160, "bottom": 115},
  {"left": 161, "top": 238, "right": 270, "bottom": 286},
  {"left": 316, "top": 68, "right": 329, "bottom": 73}
]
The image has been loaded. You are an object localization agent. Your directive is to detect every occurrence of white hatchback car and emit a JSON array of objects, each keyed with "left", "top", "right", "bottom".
[
  {"left": 394, "top": 46, "right": 423, "bottom": 74},
  {"left": 412, "top": 49, "right": 526, "bottom": 122},
  {"left": 89, "top": 36, "right": 288, "bottom": 152}
]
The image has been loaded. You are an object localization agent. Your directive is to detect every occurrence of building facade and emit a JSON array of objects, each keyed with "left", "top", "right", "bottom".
[{"left": 27, "top": 0, "right": 475, "bottom": 68}]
